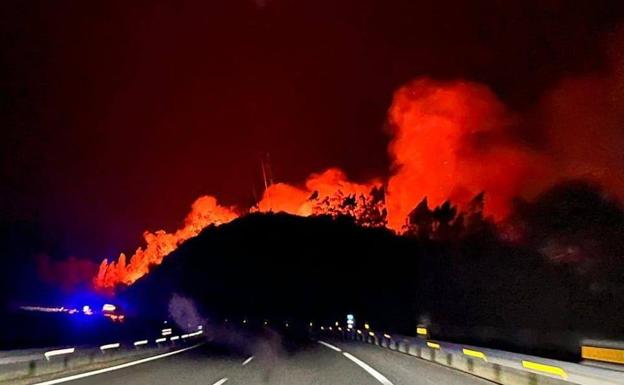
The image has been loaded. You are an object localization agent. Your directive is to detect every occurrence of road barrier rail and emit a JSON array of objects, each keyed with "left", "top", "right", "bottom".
[
  {"left": 0, "top": 330, "right": 204, "bottom": 384},
  {"left": 319, "top": 328, "right": 624, "bottom": 385}
]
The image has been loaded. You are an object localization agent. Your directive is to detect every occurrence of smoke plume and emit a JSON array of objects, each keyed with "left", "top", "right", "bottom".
[
  {"left": 93, "top": 26, "right": 624, "bottom": 291},
  {"left": 385, "top": 78, "right": 541, "bottom": 230},
  {"left": 534, "top": 26, "right": 624, "bottom": 199},
  {"left": 168, "top": 293, "right": 204, "bottom": 333}
]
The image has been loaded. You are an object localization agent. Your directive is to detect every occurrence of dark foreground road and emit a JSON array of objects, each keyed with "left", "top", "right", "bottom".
[{"left": 34, "top": 335, "right": 493, "bottom": 385}]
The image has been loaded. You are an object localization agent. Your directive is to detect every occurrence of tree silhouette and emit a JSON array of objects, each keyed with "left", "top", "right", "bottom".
[
  {"left": 355, "top": 186, "right": 387, "bottom": 228},
  {"left": 405, "top": 197, "right": 433, "bottom": 238},
  {"left": 432, "top": 200, "right": 457, "bottom": 239},
  {"left": 311, "top": 187, "right": 387, "bottom": 228}
]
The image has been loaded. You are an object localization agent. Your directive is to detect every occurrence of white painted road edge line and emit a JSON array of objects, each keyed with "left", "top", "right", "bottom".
[
  {"left": 343, "top": 352, "right": 394, "bottom": 385},
  {"left": 44, "top": 348, "right": 75, "bottom": 360},
  {"left": 32, "top": 343, "right": 204, "bottom": 385},
  {"left": 212, "top": 378, "right": 228, "bottom": 385},
  {"left": 318, "top": 340, "right": 342, "bottom": 352},
  {"left": 242, "top": 356, "right": 254, "bottom": 366}
]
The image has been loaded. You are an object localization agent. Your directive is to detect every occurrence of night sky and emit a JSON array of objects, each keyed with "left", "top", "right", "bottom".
[{"left": 2, "top": 0, "right": 624, "bottom": 262}]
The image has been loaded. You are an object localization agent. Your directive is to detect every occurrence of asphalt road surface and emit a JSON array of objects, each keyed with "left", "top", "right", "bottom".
[{"left": 37, "top": 335, "right": 494, "bottom": 385}]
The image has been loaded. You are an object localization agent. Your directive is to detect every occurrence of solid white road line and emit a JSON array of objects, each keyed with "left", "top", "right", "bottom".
[
  {"left": 343, "top": 352, "right": 394, "bottom": 385},
  {"left": 318, "top": 340, "right": 342, "bottom": 352},
  {"left": 32, "top": 343, "right": 203, "bottom": 385},
  {"left": 242, "top": 356, "right": 254, "bottom": 366},
  {"left": 212, "top": 378, "right": 228, "bottom": 385}
]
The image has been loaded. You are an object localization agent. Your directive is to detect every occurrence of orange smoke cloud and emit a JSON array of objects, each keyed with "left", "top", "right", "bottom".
[
  {"left": 96, "top": 56, "right": 624, "bottom": 289},
  {"left": 94, "top": 196, "right": 237, "bottom": 290},
  {"left": 535, "top": 27, "right": 624, "bottom": 201},
  {"left": 257, "top": 168, "right": 381, "bottom": 216},
  {"left": 94, "top": 81, "right": 544, "bottom": 290},
  {"left": 385, "top": 78, "right": 539, "bottom": 230}
]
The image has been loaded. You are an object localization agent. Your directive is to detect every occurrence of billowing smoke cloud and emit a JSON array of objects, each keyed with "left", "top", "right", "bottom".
[
  {"left": 534, "top": 26, "right": 624, "bottom": 200},
  {"left": 385, "top": 78, "right": 541, "bottom": 230},
  {"left": 92, "top": 26, "right": 624, "bottom": 291},
  {"left": 168, "top": 293, "right": 204, "bottom": 333},
  {"left": 509, "top": 180, "right": 624, "bottom": 268},
  {"left": 166, "top": 293, "right": 285, "bottom": 367},
  {"left": 385, "top": 26, "right": 624, "bottom": 230}
]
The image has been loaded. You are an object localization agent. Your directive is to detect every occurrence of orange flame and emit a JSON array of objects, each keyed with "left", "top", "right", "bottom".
[
  {"left": 385, "top": 78, "right": 538, "bottom": 230},
  {"left": 257, "top": 168, "right": 381, "bottom": 216},
  {"left": 94, "top": 78, "right": 548, "bottom": 290},
  {"left": 94, "top": 196, "right": 237, "bottom": 290}
]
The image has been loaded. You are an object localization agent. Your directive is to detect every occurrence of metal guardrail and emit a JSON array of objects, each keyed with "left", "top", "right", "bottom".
[
  {"left": 0, "top": 329, "right": 204, "bottom": 383},
  {"left": 319, "top": 328, "right": 624, "bottom": 385}
]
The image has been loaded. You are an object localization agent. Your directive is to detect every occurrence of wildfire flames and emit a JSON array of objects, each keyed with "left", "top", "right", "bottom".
[
  {"left": 93, "top": 71, "right": 623, "bottom": 290},
  {"left": 95, "top": 196, "right": 237, "bottom": 289},
  {"left": 256, "top": 168, "right": 381, "bottom": 217},
  {"left": 94, "top": 170, "right": 382, "bottom": 289},
  {"left": 385, "top": 79, "right": 540, "bottom": 230}
]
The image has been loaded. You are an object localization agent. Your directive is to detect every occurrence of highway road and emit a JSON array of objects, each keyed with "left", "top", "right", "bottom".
[{"left": 34, "top": 334, "right": 494, "bottom": 385}]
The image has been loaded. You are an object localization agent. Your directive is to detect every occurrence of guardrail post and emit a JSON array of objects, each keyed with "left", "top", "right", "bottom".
[
  {"left": 467, "top": 357, "right": 474, "bottom": 372},
  {"left": 528, "top": 372, "right": 538, "bottom": 385},
  {"left": 493, "top": 363, "right": 501, "bottom": 382}
]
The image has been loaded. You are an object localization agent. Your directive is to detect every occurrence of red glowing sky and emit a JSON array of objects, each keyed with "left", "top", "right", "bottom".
[{"left": 2, "top": 0, "right": 624, "bottom": 266}]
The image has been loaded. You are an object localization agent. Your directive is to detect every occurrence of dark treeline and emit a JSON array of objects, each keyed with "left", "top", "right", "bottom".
[{"left": 123, "top": 180, "right": 624, "bottom": 359}]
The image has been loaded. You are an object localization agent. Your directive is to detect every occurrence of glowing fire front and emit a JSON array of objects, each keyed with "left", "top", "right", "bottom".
[
  {"left": 93, "top": 171, "right": 384, "bottom": 290},
  {"left": 94, "top": 196, "right": 238, "bottom": 289},
  {"left": 94, "top": 78, "right": 551, "bottom": 291},
  {"left": 256, "top": 168, "right": 382, "bottom": 219}
]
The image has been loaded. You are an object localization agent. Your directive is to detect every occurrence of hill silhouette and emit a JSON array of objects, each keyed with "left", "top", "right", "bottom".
[
  {"left": 120, "top": 183, "right": 624, "bottom": 359},
  {"left": 121, "top": 213, "right": 412, "bottom": 326}
]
